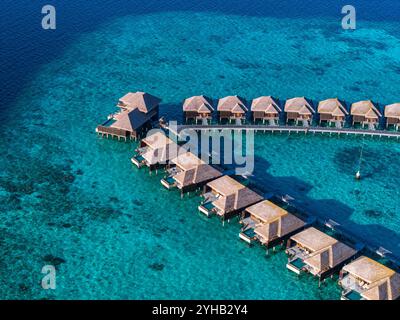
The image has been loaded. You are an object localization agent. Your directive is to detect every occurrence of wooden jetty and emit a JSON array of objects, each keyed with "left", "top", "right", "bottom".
[{"left": 169, "top": 124, "right": 400, "bottom": 139}]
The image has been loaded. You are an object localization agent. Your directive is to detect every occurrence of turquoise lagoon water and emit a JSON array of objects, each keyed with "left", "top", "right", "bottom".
[{"left": 1, "top": 5, "right": 400, "bottom": 299}]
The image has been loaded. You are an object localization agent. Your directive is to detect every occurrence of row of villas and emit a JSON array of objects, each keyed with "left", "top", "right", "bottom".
[
  {"left": 183, "top": 95, "right": 400, "bottom": 129},
  {"left": 129, "top": 129, "right": 400, "bottom": 300},
  {"left": 96, "top": 92, "right": 400, "bottom": 142}
]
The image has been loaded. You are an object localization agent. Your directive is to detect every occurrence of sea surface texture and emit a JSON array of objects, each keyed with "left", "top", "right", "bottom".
[{"left": 0, "top": 1, "right": 399, "bottom": 299}]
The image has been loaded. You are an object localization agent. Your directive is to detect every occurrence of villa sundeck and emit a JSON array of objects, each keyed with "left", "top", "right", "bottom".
[
  {"left": 131, "top": 153, "right": 146, "bottom": 168},
  {"left": 160, "top": 175, "right": 177, "bottom": 189},
  {"left": 286, "top": 227, "right": 357, "bottom": 280},
  {"left": 339, "top": 256, "right": 400, "bottom": 300},
  {"left": 198, "top": 200, "right": 217, "bottom": 217}
]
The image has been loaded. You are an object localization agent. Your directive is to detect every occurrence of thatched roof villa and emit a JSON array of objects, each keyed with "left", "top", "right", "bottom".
[
  {"left": 284, "top": 97, "right": 315, "bottom": 126},
  {"left": 96, "top": 91, "right": 161, "bottom": 141},
  {"left": 118, "top": 91, "right": 161, "bottom": 113},
  {"left": 183, "top": 95, "right": 214, "bottom": 124},
  {"left": 217, "top": 96, "right": 248, "bottom": 124},
  {"left": 131, "top": 131, "right": 181, "bottom": 171},
  {"left": 198, "top": 175, "right": 263, "bottom": 219},
  {"left": 286, "top": 227, "right": 357, "bottom": 280},
  {"left": 318, "top": 98, "right": 348, "bottom": 128},
  {"left": 350, "top": 100, "right": 382, "bottom": 129},
  {"left": 339, "top": 256, "right": 400, "bottom": 300},
  {"left": 239, "top": 200, "right": 305, "bottom": 248},
  {"left": 251, "top": 96, "right": 281, "bottom": 125},
  {"left": 384, "top": 103, "right": 400, "bottom": 129},
  {"left": 161, "top": 151, "right": 222, "bottom": 193}
]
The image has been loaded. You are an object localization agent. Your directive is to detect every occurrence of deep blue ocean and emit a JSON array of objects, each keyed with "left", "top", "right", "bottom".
[{"left": 0, "top": 1, "right": 399, "bottom": 299}]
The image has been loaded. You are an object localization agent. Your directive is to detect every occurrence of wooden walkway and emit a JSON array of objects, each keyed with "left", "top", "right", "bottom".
[{"left": 168, "top": 124, "right": 400, "bottom": 139}]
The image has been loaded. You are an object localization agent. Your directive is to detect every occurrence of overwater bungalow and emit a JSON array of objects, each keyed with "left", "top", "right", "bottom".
[
  {"left": 286, "top": 227, "right": 357, "bottom": 281},
  {"left": 284, "top": 97, "right": 315, "bottom": 126},
  {"left": 384, "top": 103, "right": 400, "bottom": 130},
  {"left": 217, "top": 96, "right": 248, "bottom": 124},
  {"left": 131, "top": 131, "right": 180, "bottom": 171},
  {"left": 96, "top": 91, "right": 161, "bottom": 141},
  {"left": 117, "top": 91, "right": 161, "bottom": 115},
  {"left": 350, "top": 100, "right": 382, "bottom": 129},
  {"left": 161, "top": 151, "right": 222, "bottom": 193},
  {"left": 251, "top": 96, "right": 281, "bottom": 125},
  {"left": 339, "top": 256, "right": 400, "bottom": 300},
  {"left": 239, "top": 200, "right": 305, "bottom": 249},
  {"left": 198, "top": 175, "right": 263, "bottom": 219},
  {"left": 318, "top": 98, "right": 348, "bottom": 128},
  {"left": 183, "top": 95, "right": 214, "bottom": 124}
]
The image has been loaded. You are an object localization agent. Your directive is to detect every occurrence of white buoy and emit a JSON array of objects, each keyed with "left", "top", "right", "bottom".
[{"left": 355, "top": 171, "right": 361, "bottom": 180}]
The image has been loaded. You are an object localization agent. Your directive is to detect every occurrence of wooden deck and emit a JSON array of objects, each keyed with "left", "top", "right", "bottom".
[
  {"left": 169, "top": 124, "right": 400, "bottom": 139},
  {"left": 96, "top": 125, "right": 130, "bottom": 141}
]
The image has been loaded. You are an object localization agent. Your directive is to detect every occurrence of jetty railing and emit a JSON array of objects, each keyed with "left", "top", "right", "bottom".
[{"left": 169, "top": 124, "right": 400, "bottom": 139}]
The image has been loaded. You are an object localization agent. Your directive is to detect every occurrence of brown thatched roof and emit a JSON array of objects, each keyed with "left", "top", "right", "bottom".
[
  {"left": 291, "top": 228, "right": 356, "bottom": 273},
  {"left": 291, "top": 227, "right": 337, "bottom": 252},
  {"left": 342, "top": 256, "right": 400, "bottom": 300},
  {"left": 217, "top": 96, "right": 248, "bottom": 112},
  {"left": 248, "top": 200, "right": 305, "bottom": 240},
  {"left": 119, "top": 92, "right": 161, "bottom": 113},
  {"left": 207, "top": 176, "right": 262, "bottom": 213},
  {"left": 251, "top": 96, "right": 281, "bottom": 113},
  {"left": 246, "top": 200, "right": 288, "bottom": 222},
  {"left": 142, "top": 142, "right": 181, "bottom": 166},
  {"left": 384, "top": 103, "right": 400, "bottom": 119},
  {"left": 141, "top": 132, "right": 182, "bottom": 165},
  {"left": 174, "top": 164, "right": 222, "bottom": 188},
  {"left": 207, "top": 175, "right": 245, "bottom": 196},
  {"left": 142, "top": 131, "right": 173, "bottom": 150},
  {"left": 111, "top": 109, "right": 149, "bottom": 132},
  {"left": 343, "top": 256, "right": 395, "bottom": 284},
  {"left": 284, "top": 97, "right": 315, "bottom": 114},
  {"left": 183, "top": 95, "right": 214, "bottom": 113},
  {"left": 351, "top": 100, "right": 382, "bottom": 118},
  {"left": 318, "top": 98, "right": 348, "bottom": 116},
  {"left": 361, "top": 273, "right": 400, "bottom": 300},
  {"left": 171, "top": 152, "right": 205, "bottom": 171}
]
